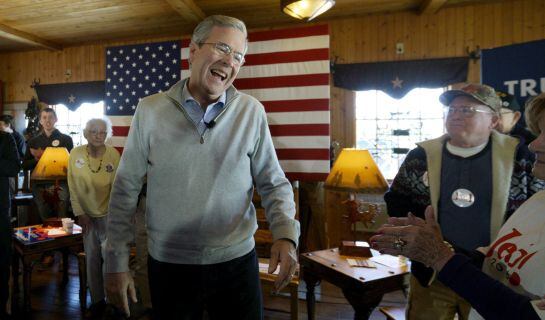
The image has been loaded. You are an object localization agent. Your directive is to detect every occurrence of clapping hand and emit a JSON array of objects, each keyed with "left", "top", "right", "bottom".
[{"left": 370, "top": 206, "right": 455, "bottom": 271}]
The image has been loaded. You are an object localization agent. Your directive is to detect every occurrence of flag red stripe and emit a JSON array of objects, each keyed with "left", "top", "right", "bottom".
[
  {"left": 181, "top": 39, "right": 190, "bottom": 47},
  {"left": 269, "top": 124, "right": 329, "bottom": 136},
  {"left": 248, "top": 25, "right": 328, "bottom": 42},
  {"left": 285, "top": 172, "right": 329, "bottom": 182},
  {"left": 112, "top": 126, "right": 130, "bottom": 137},
  {"left": 180, "top": 48, "right": 328, "bottom": 69},
  {"left": 233, "top": 74, "right": 328, "bottom": 90},
  {"left": 244, "top": 48, "right": 328, "bottom": 66},
  {"left": 262, "top": 99, "right": 329, "bottom": 112},
  {"left": 276, "top": 148, "right": 329, "bottom": 160}
]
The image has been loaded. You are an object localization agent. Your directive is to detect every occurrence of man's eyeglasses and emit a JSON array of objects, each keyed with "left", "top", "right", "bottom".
[
  {"left": 200, "top": 42, "right": 245, "bottom": 65},
  {"left": 444, "top": 105, "right": 496, "bottom": 118}
]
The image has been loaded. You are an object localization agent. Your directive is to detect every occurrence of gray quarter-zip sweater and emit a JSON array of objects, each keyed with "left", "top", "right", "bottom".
[{"left": 105, "top": 79, "right": 299, "bottom": 272}]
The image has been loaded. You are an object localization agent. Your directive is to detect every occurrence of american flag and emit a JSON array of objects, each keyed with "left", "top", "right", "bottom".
[{"left": 106, "top": 25, "right": 330, "bottom": 181}]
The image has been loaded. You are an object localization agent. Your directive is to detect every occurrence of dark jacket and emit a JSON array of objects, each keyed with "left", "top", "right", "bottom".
[
  {"left": 22, "top": 129, "right": 73, "bottom": 171},
  {"left": 0, "top": 132, "right": 21, "bottom": 216},
  {"left": 10, "top": 130, "right": 26, "bottom": 160},
  {"left": 439, "top": 254, "right": 540, "bottom": 320}
]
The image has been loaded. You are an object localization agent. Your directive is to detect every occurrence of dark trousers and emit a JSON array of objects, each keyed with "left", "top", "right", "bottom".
[
  {"left": 148, "top": 249, "right": 263, "bottom": 320},
  {"left": 0, "top": 212, "right": 11, "bottom": 315}
]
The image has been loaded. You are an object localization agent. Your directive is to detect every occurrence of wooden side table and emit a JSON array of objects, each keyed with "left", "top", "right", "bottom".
[
  {"left": 11, "top": 225, "right": 86, "bottom": 314},
  {"left": 300, "top": 248, "right": 409, "bottom": 320}
]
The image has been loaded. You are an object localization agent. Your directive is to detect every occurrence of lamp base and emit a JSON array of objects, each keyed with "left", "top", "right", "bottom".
[{"left": 339, "top": 241, "right": 372, "bottom": 257}]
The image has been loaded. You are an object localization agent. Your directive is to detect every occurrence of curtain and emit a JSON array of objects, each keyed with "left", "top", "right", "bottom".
[
  {"left": 34, "top": 81, "right": 104, "bottom": 111},
  {"left": 332, "top": 57, "right": 468, "bottom": 99}
]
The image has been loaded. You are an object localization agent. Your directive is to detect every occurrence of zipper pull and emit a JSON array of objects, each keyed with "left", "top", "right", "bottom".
[{"left": 200, "top": 135, "right": 205, "bottom": 144}]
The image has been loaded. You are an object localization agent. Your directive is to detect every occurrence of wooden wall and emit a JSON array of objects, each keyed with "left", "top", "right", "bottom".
[
  {"left": 1, "top": 0, "right": 544, "bottom": 148},
  {"left": 329, "top": 0, "right": 545, "bottom": 148}
]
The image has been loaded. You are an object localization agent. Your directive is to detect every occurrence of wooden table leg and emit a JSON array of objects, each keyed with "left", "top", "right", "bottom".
[
  {"left": 21, "top": 255, "right": 39, "bottom": 313},
  {"left": 342, "top": 289, "right": 383, "bottom": 320},
  {"left": 61, "top": 249, "right": 69, "bottom": 284},
  {"left": 303, "top": 271, "right": 320, "bottom": 320}
]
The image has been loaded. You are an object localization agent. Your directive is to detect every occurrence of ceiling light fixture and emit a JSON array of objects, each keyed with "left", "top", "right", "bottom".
[{"left": 281, "top": 0, "right": 335, "bottom": 21}]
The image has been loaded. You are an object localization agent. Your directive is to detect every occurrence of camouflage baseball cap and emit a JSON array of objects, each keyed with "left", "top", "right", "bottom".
[
  {"left": 439, "top": 83, "right": 502, "bottom": 113},
  {"left": 496, "top": 90, "right": 521, "bottom": 112}
]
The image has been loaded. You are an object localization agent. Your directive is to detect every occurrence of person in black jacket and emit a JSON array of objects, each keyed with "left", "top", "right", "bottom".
[
  {"left": 0, "top": 131, "right": 21, "bottom": 318},
  {"left": 0, "top": 115, "right": 26, "bottom": 159},
  {"left": 22, "top": 108, "right": 73, "bottom": 221}
]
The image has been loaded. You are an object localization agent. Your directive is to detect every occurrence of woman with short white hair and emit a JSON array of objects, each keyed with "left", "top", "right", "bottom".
[{"left": 67, "top": 118, "right": 120, "bottom": 317}]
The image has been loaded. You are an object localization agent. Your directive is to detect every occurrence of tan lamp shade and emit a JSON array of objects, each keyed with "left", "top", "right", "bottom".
[
  {"left": 324, "top": 148, "right": 388, "bottom": 193},
  {"left": 31, "top": 147, "right": 70, "bottom": 180},
  {"left": 281, "top": 0, "right": 335, "bottom": 21}
]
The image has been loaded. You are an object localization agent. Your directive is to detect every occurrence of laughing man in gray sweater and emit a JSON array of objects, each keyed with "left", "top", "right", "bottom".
[{"left": 104, "top": 15, "right": 300, "bottom": 319}]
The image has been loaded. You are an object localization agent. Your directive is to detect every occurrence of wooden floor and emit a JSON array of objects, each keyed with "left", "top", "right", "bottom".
[{"left": 8, "top": 253, "right": 406, "bottom": 320}]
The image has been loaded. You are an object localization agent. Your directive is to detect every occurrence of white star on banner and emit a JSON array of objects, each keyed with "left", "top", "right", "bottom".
[{"left": 391, "top": 76, "right": 404, "bottom": 89}]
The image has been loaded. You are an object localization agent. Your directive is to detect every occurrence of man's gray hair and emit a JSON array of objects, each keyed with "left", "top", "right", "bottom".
[
  {"left": 191, "top": 15, "right": 248, "bottom": 53},
  {"left": 83, "top": 118, "right": 113, "bottom": 139}
]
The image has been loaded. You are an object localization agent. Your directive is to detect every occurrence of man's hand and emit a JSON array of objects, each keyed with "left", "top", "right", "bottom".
[
  {"left": 76, "top": 215, "right": 91, "bottom": 236},
  {"left": 268, "top": 239, "right": 297, "bottom": 293},
  {"left": 29, "top": 147, "right": 44, "bottom": 160},
  {"left": 105, "top": 271, "right": 137, "bottom": 317}
]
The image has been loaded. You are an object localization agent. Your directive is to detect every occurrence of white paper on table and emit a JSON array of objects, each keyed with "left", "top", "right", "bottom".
[
  {"left": 531, "top": 300, "right": 545, "bottom": 319},
  {"left": 346, "top": 258, "right": 376, "bottom": 268},
  {"left": 370, "top": 254, "right": 406, "bottom": 268},
  {"left": 47, "top": 228, "right": 66, "bottom": 236}
]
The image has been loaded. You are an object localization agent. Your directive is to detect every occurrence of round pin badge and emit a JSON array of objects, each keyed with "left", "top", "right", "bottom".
[
  {"left": 75, "top": 158, "right": 85, "bottom": 169},
  {"left": 422, "top": 171, "right": 429, "bottom": 187},
  {"left": 105, "top": 163, "right": 114, "bottom": 173},
  {"left": 451, "top": 188, "right": 475, "bottom": 208},
  {"left": 52, "top": 139, "right": 60, "bottom": 147}
]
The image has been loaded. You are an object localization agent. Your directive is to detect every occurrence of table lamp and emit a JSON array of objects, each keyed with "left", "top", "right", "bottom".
[
  {"left": 324, "top": 148, "right": 388, "bottom": 257},
  {"left": 31, "top": 147, "right": 70, "bottom": 180},
  {"left": 31, "top": 147, "right": 69, "bottom": 217}
]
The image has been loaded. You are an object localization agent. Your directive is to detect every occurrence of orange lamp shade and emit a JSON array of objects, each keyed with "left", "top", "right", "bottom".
[
  {"left": 324, "top": 148, "right": 388, "bottom": 193},
  {"left": 31, "top": 147, "right": 70, "bottom": 180}
]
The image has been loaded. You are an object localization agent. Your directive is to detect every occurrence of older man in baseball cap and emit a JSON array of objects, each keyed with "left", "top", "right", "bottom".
[{"left": 384, "top": 83, "right": 543, "bottom": 320}]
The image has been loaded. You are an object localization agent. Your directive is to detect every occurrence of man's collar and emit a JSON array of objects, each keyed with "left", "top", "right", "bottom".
[
  {"left": 182, "top": 81, "right": 226, "bottom": 107},
  {"left": 43, "top": 128, "right": 59, "bottom": 137}
]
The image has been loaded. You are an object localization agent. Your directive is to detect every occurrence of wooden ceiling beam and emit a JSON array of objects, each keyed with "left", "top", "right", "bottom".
[
  {"left": 0, "top": 22, "right": 61, "bottom": 51},
  {"left": 165, "top": 0, "right": 206, "bottom": 23},
  {"left": 418, "top": 0, "right": 448, "bottom": 15}
]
